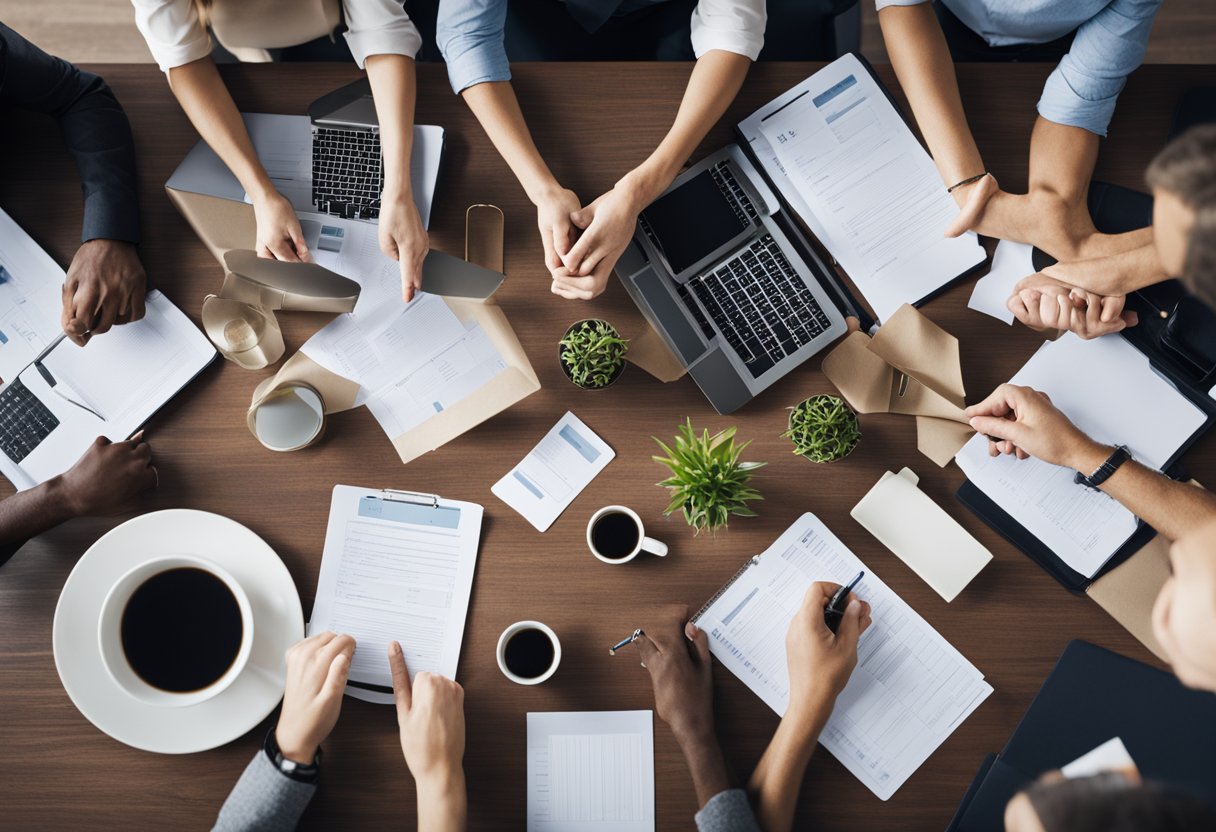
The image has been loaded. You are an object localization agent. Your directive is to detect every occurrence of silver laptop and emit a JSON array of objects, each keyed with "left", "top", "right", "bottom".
[
  {"left": 307, "top": 79, "right": 385, "bottom": 220},
  {"left": 615, "top": 146, "right": 848, "bottom": 414}
]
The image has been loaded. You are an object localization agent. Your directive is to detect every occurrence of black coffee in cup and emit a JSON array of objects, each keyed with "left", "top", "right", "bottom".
[
  {"left": 503, "top": 627, "right": 557, "bottom": 679},
  {"left": 120, "top": 567, "right": 243, "bottom": 693},
  {"left": 591, "top": 511, "right": 640, "bottom": 560}
]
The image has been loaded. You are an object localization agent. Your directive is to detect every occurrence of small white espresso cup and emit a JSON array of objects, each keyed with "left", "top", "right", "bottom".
[
  {"left": 98, "top": 555, "right": 254, "bottom": 707},
  {"left": 496, "top": 620, "right": 561, "bottom": 685},
  {"left": 586, "top": 505, "right": 668, "bottom": 565}
]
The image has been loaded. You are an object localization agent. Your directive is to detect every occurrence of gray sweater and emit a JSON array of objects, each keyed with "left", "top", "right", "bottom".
[{"left": 695, "top": 789, "right": 763, "bottom": 832}]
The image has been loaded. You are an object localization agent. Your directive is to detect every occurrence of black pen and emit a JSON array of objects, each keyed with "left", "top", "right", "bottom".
[{"left": 824, "top": 571, "right": 864, "bottom": 634}]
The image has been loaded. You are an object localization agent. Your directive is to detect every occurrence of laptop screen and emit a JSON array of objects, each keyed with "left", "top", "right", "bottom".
[{"left": 642, "top": 170, "right": 748, "bottom": 274}]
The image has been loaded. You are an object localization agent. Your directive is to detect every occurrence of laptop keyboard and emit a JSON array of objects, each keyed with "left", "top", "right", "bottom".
[
  {"left": 710, "top": 160, "right": 760, "bottom": 225},
  {"left": 686, "top": 234, "right": 832, "bottom": 379},
  {"left": 0, "top": 378, "right": 59, "bottom": 463},
  {"left": 312, "top": 126, "right": 383, "bottom": 220}
]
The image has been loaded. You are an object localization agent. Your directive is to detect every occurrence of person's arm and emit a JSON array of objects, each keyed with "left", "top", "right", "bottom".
[
  {"left": 966, "top": 384, "right": 1216, "bottom": 542},
  {"left": 1042, "top": 237, "right": 1165, "bottom": 296},
  {"left": 0, "top": 434, "right": 156, "bottom": 568},
  {"left": 553, "top": 49, "right": 752, "bottom": 299},
  {"left": 390, "top": 642, "right": 467, "bottom": 832},
  {"left": 0, "top": 23, "right": 146, "bottom": 345},
  {"left": 747, "top": 583, "right": 871, "bottom": 832},
  {"left": 213, "top": 633, "right": 355, "bottom": 832}
]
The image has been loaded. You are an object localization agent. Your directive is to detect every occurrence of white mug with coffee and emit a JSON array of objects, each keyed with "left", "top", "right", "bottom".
[
  {"left": 496, "top": 620, "right": 561, "bottom": 685},
  {"left": 97, "top": 555, "right": 254, "bottom": 707},
  {"left": 587, "top": 505, "right": 668, "bottom": 565}
]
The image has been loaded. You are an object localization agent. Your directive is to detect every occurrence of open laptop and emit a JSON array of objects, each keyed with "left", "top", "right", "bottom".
[
  {"left": 615, "top": 146, "right": 849, "bottom": 414},
  {"left": 307, "top": 79, "right": 389, "bottom": 220}
]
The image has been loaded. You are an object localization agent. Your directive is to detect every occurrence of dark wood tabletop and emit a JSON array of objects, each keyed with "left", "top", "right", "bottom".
[{"left": 2, "top": 61, "right": 1214, "bottom": 832}]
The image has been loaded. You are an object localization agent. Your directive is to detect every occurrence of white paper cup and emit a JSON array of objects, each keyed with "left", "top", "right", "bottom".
[
  {"left": 496, "top": 620, "right": 561, "bottom": 685},
  {"left": 586, "top": 505, "right": 668, "bottom": 565},
  {"left": 98, "top": 555, "right": 254, "bottom": 707}
]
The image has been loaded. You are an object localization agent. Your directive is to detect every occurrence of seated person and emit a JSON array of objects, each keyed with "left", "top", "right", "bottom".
[
  {"left": 213, "top": 633, "right": 466, "bottom": 831},
  {"left": 0, "top": 434, "right": 157, "bottom": 568},
  {"left": 636, "top": 582, "right": 871, "bottom": 831},
  {"left": 435, "top": 0, "right": 765, "bottom": 300},
  {"left": 877, "top": 1, "right": 1161, "bottom": 264},
  {"left": 1004, "top": 771, "right": 1216, "bottom": 832},
  {"left": 1007, "top": 125, "right": 1216, "bottom": 339},
  {"left": 0, "top": 23, "right": 148, "bottom": 344},
  {"left": 131, "top": 0, "right": 429, "bottom": 300}
]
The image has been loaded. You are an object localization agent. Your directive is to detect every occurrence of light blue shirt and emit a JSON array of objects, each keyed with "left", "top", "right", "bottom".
[
  {"left": 876, "top": 0, "right": 1164, "bottom": 137},
  {"left": 436, "top": 0, "right": 767, "bottom": 95}
]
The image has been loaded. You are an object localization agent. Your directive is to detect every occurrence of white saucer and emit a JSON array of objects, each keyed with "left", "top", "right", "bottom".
[{"left": 53, "top": 509, "right": 304, "bottom": 754}]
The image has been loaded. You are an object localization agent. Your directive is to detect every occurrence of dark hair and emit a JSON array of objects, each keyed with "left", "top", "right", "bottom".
[
  {"left": 1146, "top": 124, "right": 1216, "bottom": 309},
  {"left": 1025, "top": 775, "right": 1216, "bottom": 832}
]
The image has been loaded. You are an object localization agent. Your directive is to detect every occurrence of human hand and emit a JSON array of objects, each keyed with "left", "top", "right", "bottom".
[
  {"left": 61, "top": 240, "right": 147, "bottom": 346},
  {"left": 57, "top": 433, "right": 157, "bottom": 515},
  {"left": 274, "top": 632, "right": 355, "bottom": 763},
  {"left": 551, "top": 183, "right": 644, "bottom": 300},
  {"left": 253, "top": 191, "right": 310, "bottom": 262},
  {"left": 1008, "top": 273, "right": 1138, "bottom": 339},
  {"left": 535, "top": 186, "right": 582, "bottom": 273},
  {"left": 785, "top": 582, "right": 871, "bottom": 733},
  {"left": 945, "top": 172, "right": 1000, "bottom": 238},
  {"left": 965, "top": 383, "right": 1108, "bottom": 468},
  {"left": 390, "top": 640, "right": 466, "bottom": 791},
  {"left": 379, "top": 189, "right": 429, "bottom": 303},
  {"left": 636, "top": 605, "right": 715, "bottom": 747}
]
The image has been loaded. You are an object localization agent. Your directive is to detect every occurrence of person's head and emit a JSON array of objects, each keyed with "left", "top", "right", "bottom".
[
  {"left": 1152, "top": 518, "right": 1216, "bottom": 691},
  {"left": 1146, "top": 125, "right": 1216, "bottom": 308},
  {"left": 1004, "top": 773, "right": 1216, "bottom": 832}
]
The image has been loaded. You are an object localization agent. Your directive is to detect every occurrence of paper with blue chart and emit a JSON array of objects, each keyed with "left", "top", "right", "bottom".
[{"left": 493, "top": 412, "right": 615, "bottom": 532}]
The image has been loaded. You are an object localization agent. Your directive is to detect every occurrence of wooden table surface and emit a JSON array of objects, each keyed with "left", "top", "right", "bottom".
[{"left": 2, "top": 62, "right": 1214, "bottom": 831}]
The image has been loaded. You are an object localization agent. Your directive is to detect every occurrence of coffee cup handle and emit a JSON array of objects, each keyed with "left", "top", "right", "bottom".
[{"left": 641, "top": 537, "right": 668, "bottom": 558}]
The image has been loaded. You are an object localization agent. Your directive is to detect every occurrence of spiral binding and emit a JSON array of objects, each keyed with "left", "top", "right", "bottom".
[{"left": 692, "top": 554, "right": 762, "bottom": 623}]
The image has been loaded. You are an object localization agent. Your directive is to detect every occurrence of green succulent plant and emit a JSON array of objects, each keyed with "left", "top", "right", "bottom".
[
  {"left": 653, "top": 419, "right": 766, "bottom": 534},
  {"left": 783, "top": 394, "right": 861, "bottom": 463},
  {"left": 559, "top": 319, "right": 628, "bottom": 389}
]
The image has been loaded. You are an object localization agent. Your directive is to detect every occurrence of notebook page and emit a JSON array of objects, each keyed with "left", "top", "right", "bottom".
[{"left": 695, "top": 513, "right": 992, "bottom": 800}]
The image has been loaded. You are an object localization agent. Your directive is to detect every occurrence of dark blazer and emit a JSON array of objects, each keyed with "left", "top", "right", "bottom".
[{"left": 0, "top": 22, "right": 140, "bottom": 244}]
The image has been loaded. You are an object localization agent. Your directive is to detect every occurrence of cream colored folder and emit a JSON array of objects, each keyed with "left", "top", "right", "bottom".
[{"left": 851, "top": 467, "right": 992, "bottom": 602}]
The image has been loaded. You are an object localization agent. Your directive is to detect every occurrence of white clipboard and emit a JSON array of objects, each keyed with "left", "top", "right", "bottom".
[{"left": 308, "top": 485, "right": 483, "bottom": 704}]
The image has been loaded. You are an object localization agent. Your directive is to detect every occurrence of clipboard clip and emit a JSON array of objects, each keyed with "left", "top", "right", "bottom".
[{"left": 376, "top": 489, "right": 440, "bottom": 508}]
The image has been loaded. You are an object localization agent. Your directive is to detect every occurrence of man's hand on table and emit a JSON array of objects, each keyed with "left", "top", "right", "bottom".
[
  {"left": 62, "top": 239, "right": 147, "bottom": 346},
  {"left": 966, "top": 383, "right": 1111, "bottom": 471},
  {"left": 275, "top": 632, "right": 355, "bottom": 764},
  {"left": 1007, "top": 273, "right": 1138, "bottom": 340},
  {"left": 55, "top": 433, "right": 157, "bottom": 516}
]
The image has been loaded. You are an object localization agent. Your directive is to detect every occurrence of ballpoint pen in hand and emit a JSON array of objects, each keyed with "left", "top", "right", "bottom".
[
  {"left": 824, "top": 571, "right": 864, "bottom": 634},
  {"left": 609, "top": 628, "right": 644, "bottom": 656}
]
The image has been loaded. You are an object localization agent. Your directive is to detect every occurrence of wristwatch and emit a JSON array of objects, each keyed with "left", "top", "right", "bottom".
[
  {"left": 1074, "top": 445, "right": 1131, "bottom": 490},
  {"left": 264, "top": 727, "right": 322, "bottom": 784}
]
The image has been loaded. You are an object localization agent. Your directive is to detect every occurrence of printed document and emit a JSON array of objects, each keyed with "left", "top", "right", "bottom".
[
  {"left": 967, "top": 240, "right": 1035, "bottom": 324},
  {"left": 743, "top": 54, "right": 984, "bottom": 322},
  {"left": 956, "top": 333, "right": 1207, "bottom": 578},
  {"left": 527, "top": 711, "right": 655, "bottom": 832},
  {"left": 309, "top": 485, "right": 483, "bottom": 704},
  {"left": 693, "top": 513, "right": 992, "bottom": 800},
  {"left": 492, "top": 412, "right": 615, "bottom": 532}
]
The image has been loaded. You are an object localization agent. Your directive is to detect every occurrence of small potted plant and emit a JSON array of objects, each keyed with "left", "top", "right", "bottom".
[
  {"left": 653, "top": 419, "right": 765, "bottom": 534},
  {"left": 558, "top": 319, "right": 629, "bottom": 390},
  {"left": 783, "top": 394, "right": 861, "bottom": 463}
]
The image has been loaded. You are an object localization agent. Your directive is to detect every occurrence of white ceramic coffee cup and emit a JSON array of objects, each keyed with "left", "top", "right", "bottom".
[
  {"left": 496, "top": 620, "right": 561, "bottom": 685},
  {"left": 586, "top": 505, "right": 668, "bottom": 564},
  {"left": 98, "top": 555, "right": 254, "bottom": 708}
]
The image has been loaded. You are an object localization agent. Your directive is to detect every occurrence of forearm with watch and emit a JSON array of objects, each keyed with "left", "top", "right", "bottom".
[{"left": 211, "top": 727, "right": 318, "bottom": 832}]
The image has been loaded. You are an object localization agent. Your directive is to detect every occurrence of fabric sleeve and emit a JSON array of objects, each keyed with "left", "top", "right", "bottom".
[
  {"left": 342, "top": 0, "right": 423, "bottom": 69},
  {"left": 694, "top": 788, "right": 764, "bottom": 832},
  {"left": 211, "top": 751, "right": 317, "bottom": 832},
  {"left": 435, "top": 0, "right": 511, "bottom": 94},
  {"left": 0, "top": 23, "right": 140, "bottom": 244},
  {"left": 874, "top": 0, "right": 930, "bottom": 10},
  {"left": 1036, "top": 0, "right": 1163, "bottom": 137},
  {"left": 130, "top": 0, "right": 212, "bottom": 72},
  {"left": 690, "top": 0, "right": 767, "bottom": 61}
]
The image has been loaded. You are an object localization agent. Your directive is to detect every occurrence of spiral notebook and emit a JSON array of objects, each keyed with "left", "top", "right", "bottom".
[{"left": 692, "top": 513, "right": 992, "bottom": 800}]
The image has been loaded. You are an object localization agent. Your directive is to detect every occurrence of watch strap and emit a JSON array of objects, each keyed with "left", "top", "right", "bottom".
[
  {"left": 1074, "top": 445, "right": 1132, "bottom": 490},
  {"left": 264, "top": 727, "right": 322, "bottom": 784}
]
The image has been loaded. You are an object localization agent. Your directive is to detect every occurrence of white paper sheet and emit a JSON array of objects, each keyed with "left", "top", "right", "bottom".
[
  {"left": 0, "top": 207, "right": 68, "bottom": 381},
  {"left": 308, "top": 485, "right": 483, "bottom": 704},
  {"left": 748, "top": 54, "right": 984, "bottom": 323},
  {"left": 693, "top": 513, "right": 992, "bottom": 800},
  {"left": 527, "top": 711, "right": 655, "bottom": 832},
  {"left": 968, "top": 240, "right": 1035, "bottom": 324},
  {"left": 956, "top": 333, "right": 1207, "bottom": 578},
  {"left": 1061, "top": 737, "right": 1138, "bottom": 779},
  {"left": 491, "top": 412, "right": 615, "bottom": 532}
]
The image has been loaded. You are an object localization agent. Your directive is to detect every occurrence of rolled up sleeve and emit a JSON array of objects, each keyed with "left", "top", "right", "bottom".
[
  {"left": 436, "top": 0, "right": 510, "bottom": 94},
  {"left": 690, "top": 0, "right": 767, "bottom": 61},
  {"left": 342, "top": 0, "right": 422, "bottom": 69},
  {"left": 130, "top": 0, "right": 212, "bottom": 72},
  {"left": 1036, "top": 0, "right": 1162, "bottom": 137}
]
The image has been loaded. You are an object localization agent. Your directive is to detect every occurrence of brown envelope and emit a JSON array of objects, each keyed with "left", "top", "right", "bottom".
[
  {"left": 1086, "top": 534, "right": 1170, "bottom": 661},
  {"left": 822, "top": 304, "right": 973, "bottom": 467}
]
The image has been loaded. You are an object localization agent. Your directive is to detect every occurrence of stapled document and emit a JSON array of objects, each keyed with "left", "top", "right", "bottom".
[
  {"left": 851, "top": 467, "right": 992, "bottom": 601},
  {"left": 527, "top": 710, "right": 655, "bottom": 832},
  {"left": 968, "top": 240, "right": 1035, "bottom": 324},
  {"left": 492, "top": 412, "right": 615, "bottom": 532}
]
